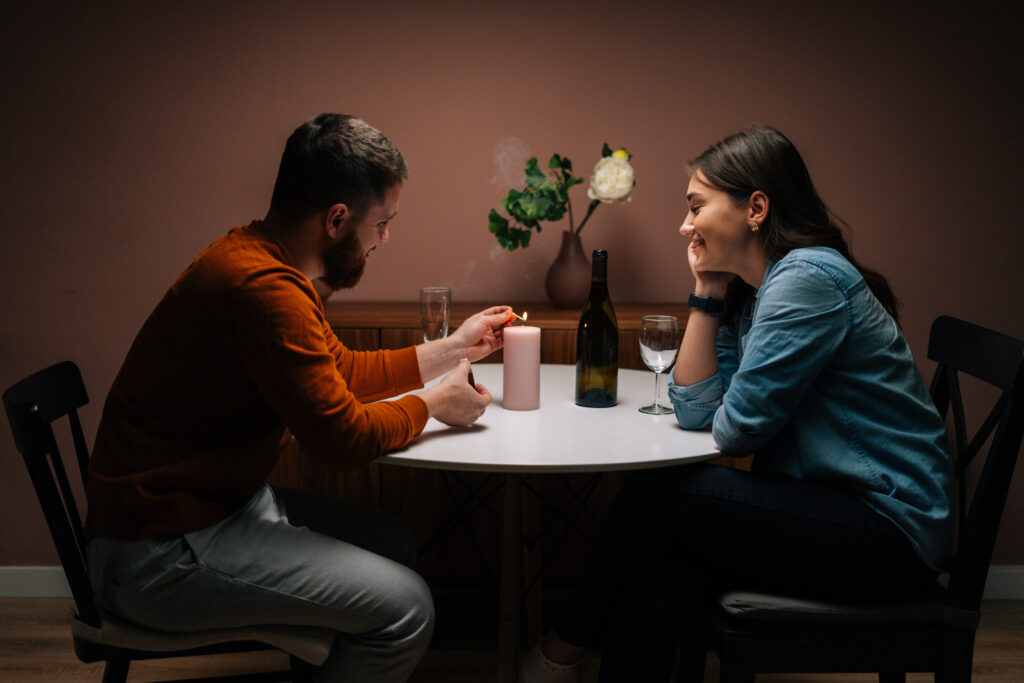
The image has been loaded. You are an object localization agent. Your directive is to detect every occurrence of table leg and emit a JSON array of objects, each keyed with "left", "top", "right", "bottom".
[
  {"left": 498, "top": 473, "right": 522, "bottom": 683},
  {"left": 522, "top": 473, "right": 544, "bottom": 647}
]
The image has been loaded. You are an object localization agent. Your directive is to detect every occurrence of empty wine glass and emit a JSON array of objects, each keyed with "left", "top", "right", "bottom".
[
  {"left": 419, "top": 287, "right": 451, "bottom": 342},
  {"left": 638, "top": 315, "right": 680, "bottom": 414}
]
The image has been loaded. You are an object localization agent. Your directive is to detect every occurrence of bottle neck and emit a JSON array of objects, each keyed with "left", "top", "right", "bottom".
[{"left": 591, "top": 252, "right": 608, "bottom": 284}]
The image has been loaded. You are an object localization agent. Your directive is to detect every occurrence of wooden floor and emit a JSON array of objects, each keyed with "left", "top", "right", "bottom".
[{"left": 1, "top": 598, "right": 1022, "bottom": 682}]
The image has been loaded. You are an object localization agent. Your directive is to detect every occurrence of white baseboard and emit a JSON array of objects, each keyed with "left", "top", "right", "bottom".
[
  {"left": 980, "top": 564, "right": 1024, "bottom": 599},
  {"left": 3, "top": 564, "right": 1024, "bottom": 599},
  {"left": 1, "top": 566, "right": 73, "bottom": 597}
]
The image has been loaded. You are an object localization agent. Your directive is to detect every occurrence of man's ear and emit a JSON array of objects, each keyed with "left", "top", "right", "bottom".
[{"left": 324, "top": 203, "right": 350, "bottom": 239}]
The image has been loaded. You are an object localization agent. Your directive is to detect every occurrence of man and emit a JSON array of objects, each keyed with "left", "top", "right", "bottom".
[{"left": 85, "top": 113, "right": 512, "bottom": 681}]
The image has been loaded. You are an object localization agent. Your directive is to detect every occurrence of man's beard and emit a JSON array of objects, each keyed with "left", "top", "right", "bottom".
[{"left": 320, "top": 230, "right": 366, "bottom": 291}]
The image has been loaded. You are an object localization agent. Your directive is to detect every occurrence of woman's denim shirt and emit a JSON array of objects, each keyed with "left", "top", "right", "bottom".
[{"left": 668, "top": 247, "right": 954, "bottom": 571}]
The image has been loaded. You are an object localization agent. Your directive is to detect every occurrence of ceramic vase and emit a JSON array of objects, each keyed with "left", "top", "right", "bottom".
[{"left": 544, "top": 230, "right": 591, "bottom": 309}]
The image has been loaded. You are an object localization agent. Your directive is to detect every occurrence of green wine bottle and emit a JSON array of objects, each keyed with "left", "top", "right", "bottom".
[{"left": 575, "top": 249, "right": 618, "bottom": 407}]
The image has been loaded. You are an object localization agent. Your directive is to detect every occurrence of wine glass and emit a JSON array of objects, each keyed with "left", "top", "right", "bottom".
[
  {"left": 638, "top": 315, "right": 680, "bottom": 414},
  {"left": 419, "top": 287, "right": 451, "bottom": 342}
]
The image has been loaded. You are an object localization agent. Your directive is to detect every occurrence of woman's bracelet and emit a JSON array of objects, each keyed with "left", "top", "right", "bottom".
[{"left": 687, "top": 292, "right": 724, "bottom": 317}]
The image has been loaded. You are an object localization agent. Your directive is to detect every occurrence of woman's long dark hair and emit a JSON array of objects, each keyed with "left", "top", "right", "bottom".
[{"left": 692, "top": 126, "right": 899, "bottom": 324}]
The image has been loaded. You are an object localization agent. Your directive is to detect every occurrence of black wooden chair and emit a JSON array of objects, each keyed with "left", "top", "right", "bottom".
[
  {"left": 3, "top": 360, "right": 335, "bottom": 682},
  {"left": 702, "top": 315, "right": 1024, "bottom": 682}
]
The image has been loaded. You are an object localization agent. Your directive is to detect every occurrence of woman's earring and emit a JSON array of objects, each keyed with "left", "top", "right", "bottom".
[{"left": 749, "top": 223, "right": 759, "bottom": 232}]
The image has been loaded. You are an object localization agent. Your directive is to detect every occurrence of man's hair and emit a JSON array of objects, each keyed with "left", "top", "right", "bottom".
[{"left": 269, "top": 114, "right": 408, "bottom": 223}]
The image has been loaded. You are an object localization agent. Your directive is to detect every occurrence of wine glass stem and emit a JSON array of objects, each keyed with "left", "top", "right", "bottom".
[{"left": 653, "top": 371, "right": 662, "bottom": 407}]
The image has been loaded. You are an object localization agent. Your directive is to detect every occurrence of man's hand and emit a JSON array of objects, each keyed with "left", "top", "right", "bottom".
[
  {"left": 416, "top": 305, "right": 513, "bottom": 383},
  {"left": 420, "top": 359, "right": 492, "bottom": 427},
  {"left": 448, "top": 306, "right": 514, "bottom": 362}
]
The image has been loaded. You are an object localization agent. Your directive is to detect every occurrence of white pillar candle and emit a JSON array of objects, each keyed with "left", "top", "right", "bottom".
[{"left": 502, "top": 325, "right": 541, "bottom": 410}]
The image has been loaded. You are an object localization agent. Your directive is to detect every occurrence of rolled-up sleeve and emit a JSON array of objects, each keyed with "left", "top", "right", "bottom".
[
  {"left": 668, "top": 317, "right": 740, "bottom": 430},
  {"left": 668, "top": 373, "right": 722, "bottom": 429}
]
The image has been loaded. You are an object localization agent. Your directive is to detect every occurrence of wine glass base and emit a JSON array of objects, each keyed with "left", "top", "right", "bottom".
[{"left": 638, "top": 403, "right": 673, "bottom": 415}]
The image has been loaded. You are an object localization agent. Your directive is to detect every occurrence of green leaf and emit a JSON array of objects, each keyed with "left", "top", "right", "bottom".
[
  {"left": 488, "top": 209, "right": 515, "bottom": 249},
  {"left": 601, "top": 142, "right": 612, "bottom": 158},
  {"left": 499, "top": 189, "right": 521, "bottom": 211},
  {"left": 516, "top": 227, "right": 531, "bottom": 248},
  {"left": 545, "top": 204, "right": 567, "bottom": 222},
  {"left": 516, "top": 194, "right": 554, "bottom": 221},
  {"left": 524, "top": 157, "right": 544, "bottom": 186},
  {"left": 488, "top": 208, "right": 509, "bottom": 232},
  {"left": 548, "top": 153, "right": 573, "bottom": 173}
]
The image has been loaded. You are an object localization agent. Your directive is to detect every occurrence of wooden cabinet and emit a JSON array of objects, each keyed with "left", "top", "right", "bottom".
[{"left": 320, "top": 301, "right": 692, "bottom": 368}]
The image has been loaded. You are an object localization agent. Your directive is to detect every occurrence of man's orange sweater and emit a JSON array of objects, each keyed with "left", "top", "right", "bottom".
[{"left": 86, "top": 223, "right": 429, "bottom": 539}]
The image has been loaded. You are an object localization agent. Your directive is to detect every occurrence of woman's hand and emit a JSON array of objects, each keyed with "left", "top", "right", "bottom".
[
  {"left": 685, "top": 227, "right": 734, "bottom": 300},
  {"left": 673, "top": 235, "right": 727, "bottom": 387}
]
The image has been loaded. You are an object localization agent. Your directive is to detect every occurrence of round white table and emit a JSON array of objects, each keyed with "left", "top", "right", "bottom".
[
  {"left": 381, "top": 363, "right": 720, "bottom": 471},
  {"left": 380, "top": 364, "right": 720, "bottom": 682}
]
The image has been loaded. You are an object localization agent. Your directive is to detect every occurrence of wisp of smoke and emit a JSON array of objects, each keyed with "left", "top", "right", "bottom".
[{"left": 491, "top": 136, "right": 531, "bottom": 191}]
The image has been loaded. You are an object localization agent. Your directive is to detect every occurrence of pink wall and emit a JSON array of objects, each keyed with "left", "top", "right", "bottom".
[{"left": 3, "top": 1, "right": 1022, "bottom": 565}]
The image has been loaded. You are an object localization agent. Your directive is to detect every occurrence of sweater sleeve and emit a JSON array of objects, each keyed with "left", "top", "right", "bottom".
[
  {"left": 229, "top": 270, "right": 429, "bottom": 469},
  {"left": 322, "top": 322, "right": 425, "bottom": 402}
]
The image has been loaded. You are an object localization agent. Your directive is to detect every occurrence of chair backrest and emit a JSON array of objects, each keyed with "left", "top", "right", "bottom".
[
  {"left": 927, "top": 316, "right": 1024, "bottom": 613},
  {"left": 3, "top": 360, "right": 101, "bottom": 627}
]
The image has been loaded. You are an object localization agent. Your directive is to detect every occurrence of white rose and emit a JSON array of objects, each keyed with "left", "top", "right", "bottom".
[{"left": 587, "top": 156, "right": 635, "bottom": 203}]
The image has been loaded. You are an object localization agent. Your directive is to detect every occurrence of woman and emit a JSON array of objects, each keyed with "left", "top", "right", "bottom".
[{"left": 520, "top": 126, "right": 954, "bottom": 682}]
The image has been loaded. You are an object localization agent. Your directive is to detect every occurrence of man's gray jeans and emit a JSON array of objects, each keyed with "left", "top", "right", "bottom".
[{"left": 88, "top": 485, "right": 435, "bottom": 682}]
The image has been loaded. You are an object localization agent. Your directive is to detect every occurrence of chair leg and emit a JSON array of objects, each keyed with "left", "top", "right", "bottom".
[
  {"left": 289, "top": 654, "right": 317, "bottom": 683},
  {"left": 936, "top": 628, "right": 975, "bottom": 683},
  {"left": 936, "top": 658, "right": 974, "bottom": 683},
  {"left": 102, "top": 659, "right": 130, "bottom": 683},
  {"left": 719, "top": 658, "right": 755, "bottom": 683},
  {"left": 671, "top": 643, "right": 708, "bottom": 682}
]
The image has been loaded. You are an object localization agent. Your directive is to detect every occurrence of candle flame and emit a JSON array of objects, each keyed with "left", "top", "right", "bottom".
[{"left": 522, "top": 311, "right": 528, "bottom": 322}]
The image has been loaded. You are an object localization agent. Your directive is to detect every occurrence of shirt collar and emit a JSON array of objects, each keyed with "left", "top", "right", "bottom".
[{"left": 754, "top": 258, "right": 780, "bottom": 299}]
